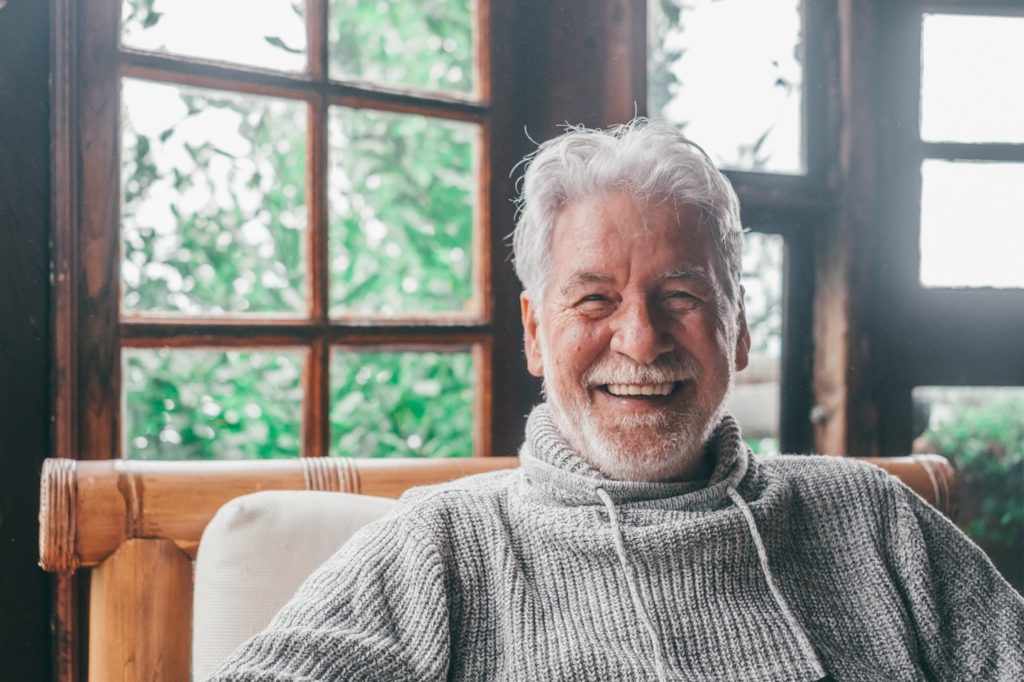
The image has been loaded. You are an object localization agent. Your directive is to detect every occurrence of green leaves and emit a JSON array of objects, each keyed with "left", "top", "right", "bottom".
[
  {"left": 263, "top": 36, "right": 304, "bottom": 55},
  {"left": 329, "top": 0, "right": 475, "bottom": 95},
  {"left": 120, "top": 80, "right": 308, "bottom": 315},
  {"left": 328, "top": 107, "right": 477, "bottom": 316},
  {"left": 123, "top": 349, "right": 305, "bottom": 460},
  {"left": 922, "top": 397, "right": 1024, "bottom": 549},
  {"left": 120, "top": 3, "right": 482, "bottom": 462},
  {"left": 330, "top": 351, "right": 474, "bottom": 458}
]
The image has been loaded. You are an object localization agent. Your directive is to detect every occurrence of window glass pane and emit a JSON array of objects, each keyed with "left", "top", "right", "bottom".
[
  {"left": 920, "top": 160, "right": 1024, "bottom": 289},
  {"left": 921, "top": 14, "right": 1024, "bottom": 144},
  {"left": 123, "top": 348, "right": 305, "bottom": 460},
  {"left": 328, "top": 107, "right": 478, "bottom": 317},
  {"left": 912, "top": 386, "right": 1024, "bottom": 591},
  {"left": 725, "top": 233, "right": 784, "bottom": 455},
  {"left": 648, "top": 0, "right": 804, "bottom": 173},
  {"left": 329, "top": 0, "right": 476, "bottom": 96},
  {"left": 121, "top": 0, "right": 307, "bottom": 72},
  {"left": 330, "top": 349, "right": 475, "bottom": 458},
  {"left": 121, "top": 79, "right": 308, "bottom": 315}
]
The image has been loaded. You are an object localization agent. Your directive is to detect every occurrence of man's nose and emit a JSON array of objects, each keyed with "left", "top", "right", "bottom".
[{"left": 609, "top": 299, "right": 674, "bottom": 365}]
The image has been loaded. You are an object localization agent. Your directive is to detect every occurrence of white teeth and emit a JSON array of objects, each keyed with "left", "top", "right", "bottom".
[{"left": 605, "top": 383, "right": 675, "bottom": 397}]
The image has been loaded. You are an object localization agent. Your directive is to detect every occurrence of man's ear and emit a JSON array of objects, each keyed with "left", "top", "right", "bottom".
[
  {"left": 521, "top": 293, "right": 544, "bottom": 378},
  {"left": 734, "top": 287, "right": 751, "bottom": 372}
]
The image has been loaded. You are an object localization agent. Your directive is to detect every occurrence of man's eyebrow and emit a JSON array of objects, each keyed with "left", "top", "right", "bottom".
[
  {"left": 558, "top": 272, "right": 614, "bottom": 296},
  {"left": 659, "top": 267, "right": 713, "bottom": 284}
]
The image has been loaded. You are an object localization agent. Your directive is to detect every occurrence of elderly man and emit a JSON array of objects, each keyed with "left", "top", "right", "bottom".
[{"left": 210, "top": 120, "right": 1023, "bottom": 681}]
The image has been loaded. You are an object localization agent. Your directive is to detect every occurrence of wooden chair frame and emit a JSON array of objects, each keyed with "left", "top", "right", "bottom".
[{"left": 38, "top": 454, "right": 957, "bottom": 681}]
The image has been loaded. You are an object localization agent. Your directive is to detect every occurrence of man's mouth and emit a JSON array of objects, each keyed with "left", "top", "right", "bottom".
[{"left": 599, "top": 381, "right": 683, "bottom": 398}]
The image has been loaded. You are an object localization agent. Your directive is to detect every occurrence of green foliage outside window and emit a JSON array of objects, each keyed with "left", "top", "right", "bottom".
[
  {"left": 920, "top": 397, "right": 1024, "bottom": 549},
  {"left": 124, "top": 349, "right": 305, "bottom": 460},
  {"left": 120, "top": 2, "right": 480, "bottom": 460},
  {"left": 330, "top": 0, "right": 475, "bottom": 95},
  {"left": 328, "top": 108, "right": 476, "bottom": 316},
  {"left": 330, "top": 351, "right": 475, "bottom": 458},
  {"left": 121, "top": 81, "right": 308, "bottom": 315}
]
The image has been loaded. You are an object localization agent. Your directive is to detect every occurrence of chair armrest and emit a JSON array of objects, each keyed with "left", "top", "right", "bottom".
[{"left": 38, "top": 456, "right": 517, "bottom": 572}]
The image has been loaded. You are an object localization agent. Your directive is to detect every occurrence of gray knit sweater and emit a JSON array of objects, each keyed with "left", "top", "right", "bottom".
[{"left": 209, "top": 404, "right": 1024, "bottom": 681}]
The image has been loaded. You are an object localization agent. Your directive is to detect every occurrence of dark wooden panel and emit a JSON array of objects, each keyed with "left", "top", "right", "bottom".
[
  {"left": 871, "top": 0, "right": 1024, "bottom": 456},
  {"left": 922, "top": 1, "right": 1024, "bottom": 16},
  {"left": 77, "top": 0, "right": 122, "bottom": 460},
  {"left": 486, "top": 0, "right": 543, "bottom": 455},
  {"left": 780, "top": 233, "right": 817, "bottom": 454},
  {"left": 812, "top": 0, "right": 888, "bottom": 456},
  {"left": 0, "top": 0, "right": 54, "bottom": 678},
  {"left": 921, "top": 141, "right": 1024, "bottom": 162}
]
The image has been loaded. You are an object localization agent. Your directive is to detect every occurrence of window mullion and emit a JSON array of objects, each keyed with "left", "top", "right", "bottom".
[
  {"left": 79, "top": 0, "right": 123, "bottom": 460},
  {"left": 307, "top": 80, "right": 330, "bottom": 455},
  {"left": 307, "top": 0, "right": 328, "bottom": 82},
  {"left": 306, "top": 337, "right": 331, "bottom": 457}
]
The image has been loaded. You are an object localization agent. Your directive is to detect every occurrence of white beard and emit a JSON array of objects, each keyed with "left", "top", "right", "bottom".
[{"left": 540, "top": 334, "right": 734, "bottom": 482}]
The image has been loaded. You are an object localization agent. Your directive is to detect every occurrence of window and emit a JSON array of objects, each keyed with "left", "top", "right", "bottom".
[
  {"left": 918, "top": 12, "right": 1024, "bottom": 289},
  {"left": 56, "top": 0, "right": 512, "bottom": 462},
  {"left": 873, "top": 3, "right": 1024, "bottom": 587},
  {"left": 648, "top": 0, "right": 804, "bottom": 174},
  {"left": 647, "top": 0, "right": 824, "bottom": 452},
  {"left": 730, "top": 232, "right": 785, "bottom": 455}
]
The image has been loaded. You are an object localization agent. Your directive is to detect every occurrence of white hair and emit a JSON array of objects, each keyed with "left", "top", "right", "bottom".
[{"left": 512, "top": 118, "right": 744, "bottom": 305}]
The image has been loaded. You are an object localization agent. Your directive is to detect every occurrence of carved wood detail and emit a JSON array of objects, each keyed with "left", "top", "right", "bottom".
[{"left": 39, "top": 458, "right": 79, "bottom": 573}]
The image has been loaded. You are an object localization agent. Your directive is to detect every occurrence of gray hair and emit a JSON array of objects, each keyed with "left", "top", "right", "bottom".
[{"left": 512, "top": 118, "right": 744, "bottom": 304}]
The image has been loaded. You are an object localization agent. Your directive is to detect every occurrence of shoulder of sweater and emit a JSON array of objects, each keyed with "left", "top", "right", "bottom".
[
  {"left": 330, "top": 470, "right": 521, "bottom": 554},
  {"left": 396, "top": 466, "right": 521, "bottom": 509},
  {"left": 752, "top": 453, "right": 905, "bottom": 499},
  {"left": 758, "top": 453, "right": 891, "bottom": 477}
]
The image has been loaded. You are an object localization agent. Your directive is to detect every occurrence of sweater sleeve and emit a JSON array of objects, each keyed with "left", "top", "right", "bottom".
[
  {"left": 205, "top": 509, "right": 451, "bottom": 682},
  {"left": 886, "top": 481, "right": 1024, "bottom": 680}
]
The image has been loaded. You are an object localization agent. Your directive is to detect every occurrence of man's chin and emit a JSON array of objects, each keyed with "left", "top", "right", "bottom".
[
  {"left": 576, "top": 422, "right": 708, "bottom": 481},
  {"left": 580, "top": 440, "right": 699, "bottom": 482},
  {"left": 547, "top": 397, "right": 723, "bottom": 481}
]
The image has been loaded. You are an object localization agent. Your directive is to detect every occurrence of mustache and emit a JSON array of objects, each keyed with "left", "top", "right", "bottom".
[{"left": 582, "top": 353, "right": 702, "bottom": 387}]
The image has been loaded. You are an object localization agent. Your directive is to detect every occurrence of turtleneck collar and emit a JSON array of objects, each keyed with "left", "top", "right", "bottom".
[
  {"left": 518, "top": 402, "right": 751, "bottom": 510},
  {"left": 516, "top": 403, "right": 825, "bottom": 680}
]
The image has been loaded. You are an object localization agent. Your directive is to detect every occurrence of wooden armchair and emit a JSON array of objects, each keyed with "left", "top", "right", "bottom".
[{"left": 38, "top": 454, "right": 957, "bottom": 681}]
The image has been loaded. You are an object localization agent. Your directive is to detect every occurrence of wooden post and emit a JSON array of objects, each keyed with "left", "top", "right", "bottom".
[
  {"left": 88, "top": 539, "right": 192, "bottom": 682},
  {"left": 813, "top": 0, "right": 884, "bottom": 456}
]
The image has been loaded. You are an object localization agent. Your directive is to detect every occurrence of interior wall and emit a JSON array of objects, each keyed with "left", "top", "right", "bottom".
[{"left": 0, "top": 0, "right": 55, "bottom": 679}]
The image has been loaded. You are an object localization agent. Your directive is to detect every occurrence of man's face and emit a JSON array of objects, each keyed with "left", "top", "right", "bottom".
[{"left": 521, "top": 192, "right": 749, "bottom": 482}]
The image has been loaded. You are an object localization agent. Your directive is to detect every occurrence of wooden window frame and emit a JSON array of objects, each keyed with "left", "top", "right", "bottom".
[
  {"left": 53, "top": 0, "right": 519, "bottom": 464},
  {"left": 873, "top": 0, "right": 1024, "bottom": 452}
]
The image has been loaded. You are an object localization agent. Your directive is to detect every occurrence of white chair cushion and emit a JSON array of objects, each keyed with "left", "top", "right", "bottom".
[{"left": 192, "top": 490, "right": 397, "bottom": 679}]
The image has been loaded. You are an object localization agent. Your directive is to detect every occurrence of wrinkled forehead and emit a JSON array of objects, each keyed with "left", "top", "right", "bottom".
[{"left": 548, "top": 193, "right": 723, "bottom": 286}]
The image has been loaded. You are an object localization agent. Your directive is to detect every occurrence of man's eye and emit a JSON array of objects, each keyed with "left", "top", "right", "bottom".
[
  {"left": 575, "top": 294, "right": 613, "bottom": 313},
  {"left": 664, "top": 291, "right": 702, "bottom": 309}
]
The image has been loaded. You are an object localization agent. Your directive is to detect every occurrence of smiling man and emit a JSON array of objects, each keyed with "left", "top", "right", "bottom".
[
  {"left": 520, "top": 191, "right": 745, "bottom": 484},
  {"left": 209, "top": 120, "right": 1023, "bottom": 682}
]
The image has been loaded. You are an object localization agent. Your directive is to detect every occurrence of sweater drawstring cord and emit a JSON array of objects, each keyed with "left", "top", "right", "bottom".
[
  {"left": 726, "top": 486, "right": 827, "bottom": 679},
  {"left": 595, "top": 487, "right": 670, "bottom": 682}
]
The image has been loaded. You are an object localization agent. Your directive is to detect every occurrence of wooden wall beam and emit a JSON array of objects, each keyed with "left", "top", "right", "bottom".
[
  {"left": 0, "top": 0, "right": 55, "bottom": 677},
  {"left": 812, "top": 0, "right": 883, "bottom": 456}
]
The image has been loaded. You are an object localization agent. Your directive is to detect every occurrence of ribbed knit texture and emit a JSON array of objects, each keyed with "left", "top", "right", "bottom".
[{"left": 208, "top": 404, "right": 1024, "bottom": 681}]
